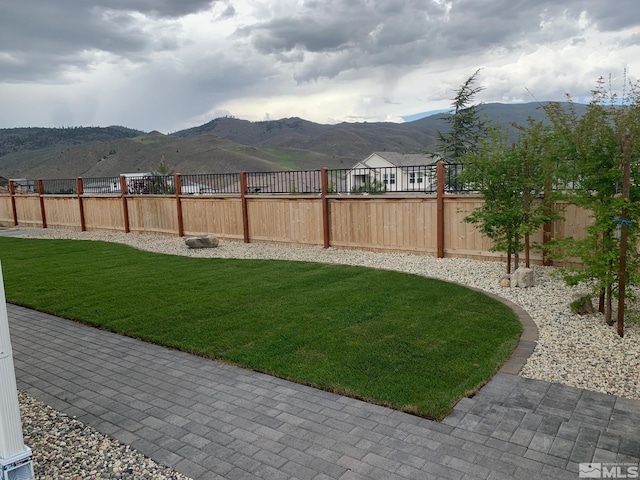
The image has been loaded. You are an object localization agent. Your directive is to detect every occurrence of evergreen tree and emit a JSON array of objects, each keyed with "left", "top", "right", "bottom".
[
  {"left": 150, "top": 155, "right": 175, "bottom": 194},
  {"left": 436, "top": 69, "right": 489, "bottom": 164},
  {"left": 153, "top": 155, "right": 174, "bottom": 176}
]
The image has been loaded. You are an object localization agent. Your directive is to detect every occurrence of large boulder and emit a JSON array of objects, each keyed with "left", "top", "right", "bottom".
[
  {"left": 512, "top": 267, "right": 534, "bottom": 288},
  {"left": 570, "top": 292, "right": 595, "bottom": 315},
  {"left": 185, "top": 235, "right": 219, "bottom": 249}
]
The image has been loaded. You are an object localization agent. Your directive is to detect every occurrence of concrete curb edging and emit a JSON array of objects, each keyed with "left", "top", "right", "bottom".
[{"left": 474, "top": 288, "right": 539, "bottom": 375}]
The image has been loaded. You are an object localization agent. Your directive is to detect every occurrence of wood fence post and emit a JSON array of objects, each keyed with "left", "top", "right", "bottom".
[
  {"left": 436, "top": 161, "right": 445, "bottom": 258},
  {"left": 120, "top": 176, "right": 130, "bottom": 233},
  {"left": 321, "top": 168, "right": 330, "bottom": 248},
  {"left": 37, "top": 179, "right": 47, "bottom": 229},
  {"left": 8, "top": 181, "right": 18, "bottom": 227},
  {"left": 174, "top": 173, "right": 184, "bottom": 237},
  {"left": 76, "top": 178, "right": 86, "bottom": 231},
  {"left": 240, "top": 172, "right": 250, "bottom": 243}
]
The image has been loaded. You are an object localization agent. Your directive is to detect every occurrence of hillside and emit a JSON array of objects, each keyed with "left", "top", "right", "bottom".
[
  {"left": 0, "top": 131, "right": 353, "bottom": 179},
  {"left": 173, "top": 116, "right": 438, "bottom": 158},
  {"left": 0, "top": 126, "right": 143, "bottom": 157},
  {"left": 171, "top": 102, "right": 581, "bottom": 157},
  {"left": 0, "top": 102, "right": 586, "bottom": 179}
]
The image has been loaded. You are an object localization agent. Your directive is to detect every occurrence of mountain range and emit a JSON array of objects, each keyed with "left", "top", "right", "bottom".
[{"left": 0, "top": 102, "right": 579, "bottom": 180}]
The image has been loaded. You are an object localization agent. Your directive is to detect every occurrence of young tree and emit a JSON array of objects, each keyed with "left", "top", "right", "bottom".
[
  {"left": 459, "top": 121, "right": 556, "bottom": 273},
  {"left": 150, "top": 155, "right": 175, "bottom": 194},
  {"left": 153, "top": 155, "right": 174, "bottom": 176},
  {"left": 545, "top": 75, "right": 640, "bottom": 335}
]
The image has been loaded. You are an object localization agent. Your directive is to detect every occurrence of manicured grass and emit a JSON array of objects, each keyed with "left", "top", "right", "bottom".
[{"left": 0, "top": 237, "right": 521, "bottom": 419}]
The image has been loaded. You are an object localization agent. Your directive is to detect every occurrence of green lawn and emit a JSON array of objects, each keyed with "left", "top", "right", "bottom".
[{"left": 0, "top": 237, "right": 521, "bottom": 420}]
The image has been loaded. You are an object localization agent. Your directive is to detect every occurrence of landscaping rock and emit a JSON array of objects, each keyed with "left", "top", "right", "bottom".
[
  {"left": 499, "top": 275, "right": 511, "bottom": 287},
  {"left": 571, "top": 292, "right": 595, "bottom": 315},
  {"left": 185, "top": 235, "right": 219, "bottom": 249},
  {"left": 512, "top": 267, "right": 534, "bottom": 288}
]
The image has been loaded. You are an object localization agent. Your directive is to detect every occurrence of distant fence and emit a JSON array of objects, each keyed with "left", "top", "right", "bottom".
[{"left": 0, "top": 163, "right": 590, "bottom": 264}]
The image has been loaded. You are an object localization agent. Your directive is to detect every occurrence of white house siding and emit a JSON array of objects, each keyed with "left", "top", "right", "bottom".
[{"left": 346, "top": 153, "right": 437, "bottom": 194}]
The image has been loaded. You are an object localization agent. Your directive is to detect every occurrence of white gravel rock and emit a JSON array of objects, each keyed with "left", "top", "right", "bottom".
[{"left": 19, "top": 392, "right": 190, "bottom": 480}]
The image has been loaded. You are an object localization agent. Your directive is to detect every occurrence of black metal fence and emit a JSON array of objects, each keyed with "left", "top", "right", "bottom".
[
  {"left": 41, "top": 179, "right": 78, "bottom": 195},
  {"left": 444, "top": 163, "right": 472, "bottom": 193},
  {"left": 10, "top": 163, "right": 474, "bottom": 195},
  {"left": 181, "top": 173, "right": 241, "bottom": 194},
  {"left": 245, "top": 170, "right": 323, "bottom": 194},
  {"left": 330, "top": 165, "right": 438, "bottom": 195},
  {"left": 82, "top": 177, "right": 120, "bottom": 194}
]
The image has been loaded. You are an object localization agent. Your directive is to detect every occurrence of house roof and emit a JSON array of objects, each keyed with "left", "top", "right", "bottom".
[{"left": 369, "top": 152, "right": 438, "bottom": 167}]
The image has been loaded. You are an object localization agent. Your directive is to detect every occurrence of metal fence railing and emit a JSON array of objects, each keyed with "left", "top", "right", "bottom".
[
  {"left": 444, "top": 162, "right": 471, "bottom": 193},
  {"left": 82, "top": 177, "right": 121, "bottom": 194},
  {"left": 328, "top": 165, "right": 438, "bottom": 194},
  {"left": 181, "top": 173, "right": 240, "bottom": 194},
  {"left": 41, "top": 178, "right": 77, "bottom": 195},
  {"left": 123, "top": 174, "right": 175, "bottom": 195},
  {"left": 9, "top": 163, "right": 479, "bottom": 196},
  {"left": 245, "top": 170, "right": 323, "bottom": 194}
]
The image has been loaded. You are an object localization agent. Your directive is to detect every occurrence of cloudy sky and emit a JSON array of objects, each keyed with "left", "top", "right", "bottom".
[{"left": 1, "top": 0, "right": 639, "bottom": 133}]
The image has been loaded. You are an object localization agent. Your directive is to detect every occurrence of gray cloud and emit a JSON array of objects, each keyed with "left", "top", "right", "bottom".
[
  {"left": 581, "top": 0, "right": 640, "bottom": 31},
  {"left": 0, "top": 1, "right": 217, "bottom": 82},
  {"left": 238, "top": 0, "right": 445, "bottom": 58},
  {"left": 84, "top": 44, "right": 280, "bottom": 132},
  {"left": 103, "top": 0, "right": 215, "bottom": 18},
  {"left": 4, "top": 0, "right": 635, "bottom": 85},
  {"left": 1, "top": 0, "right": 639, "bottom": 132},
  {"left": 620, "top": 33, "right": 640, "bottom": 47},
  {"left": 236, "top": 0, "right": 637, "bottom": 82}
]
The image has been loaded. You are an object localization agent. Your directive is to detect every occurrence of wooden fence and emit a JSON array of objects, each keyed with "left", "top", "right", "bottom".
[{"left": 0, "top": 165, "right": 590, "bottom": 264}]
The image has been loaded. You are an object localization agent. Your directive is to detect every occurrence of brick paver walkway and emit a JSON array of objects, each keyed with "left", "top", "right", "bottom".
[{"left": 7, "top": 304, "right": 640, "bottom": 479}]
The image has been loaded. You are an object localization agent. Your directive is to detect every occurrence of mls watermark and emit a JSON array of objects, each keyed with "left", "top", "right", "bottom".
[{"left": 580, "top": 463, "right": 640, "bottom": 478}]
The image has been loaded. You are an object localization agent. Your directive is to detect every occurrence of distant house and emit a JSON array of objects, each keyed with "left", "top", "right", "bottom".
[
  {"left": 347, "top": 152, "right": 439, "bottom": 193},
  {"left": 9, "top": 178, "right": 37, "bottom": 193}
]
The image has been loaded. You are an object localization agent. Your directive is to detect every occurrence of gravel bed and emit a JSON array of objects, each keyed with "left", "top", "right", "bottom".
[
  {"left": 20, "top": 392, "right": 190, "bottom": 480},
  {"left": 7, "top": 228, "right": 640, "bottom": 477}
]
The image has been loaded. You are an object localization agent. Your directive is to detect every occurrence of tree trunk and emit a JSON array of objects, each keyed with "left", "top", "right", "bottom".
[
  {"left": 606, "top": 283, "right": 613, "bottom": 326},
  {"left": 523, "top": 151, "right": 530, "bottom": 268},
  {"left": 616, "top": 132, "right": 632, "bottom": 338}
]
